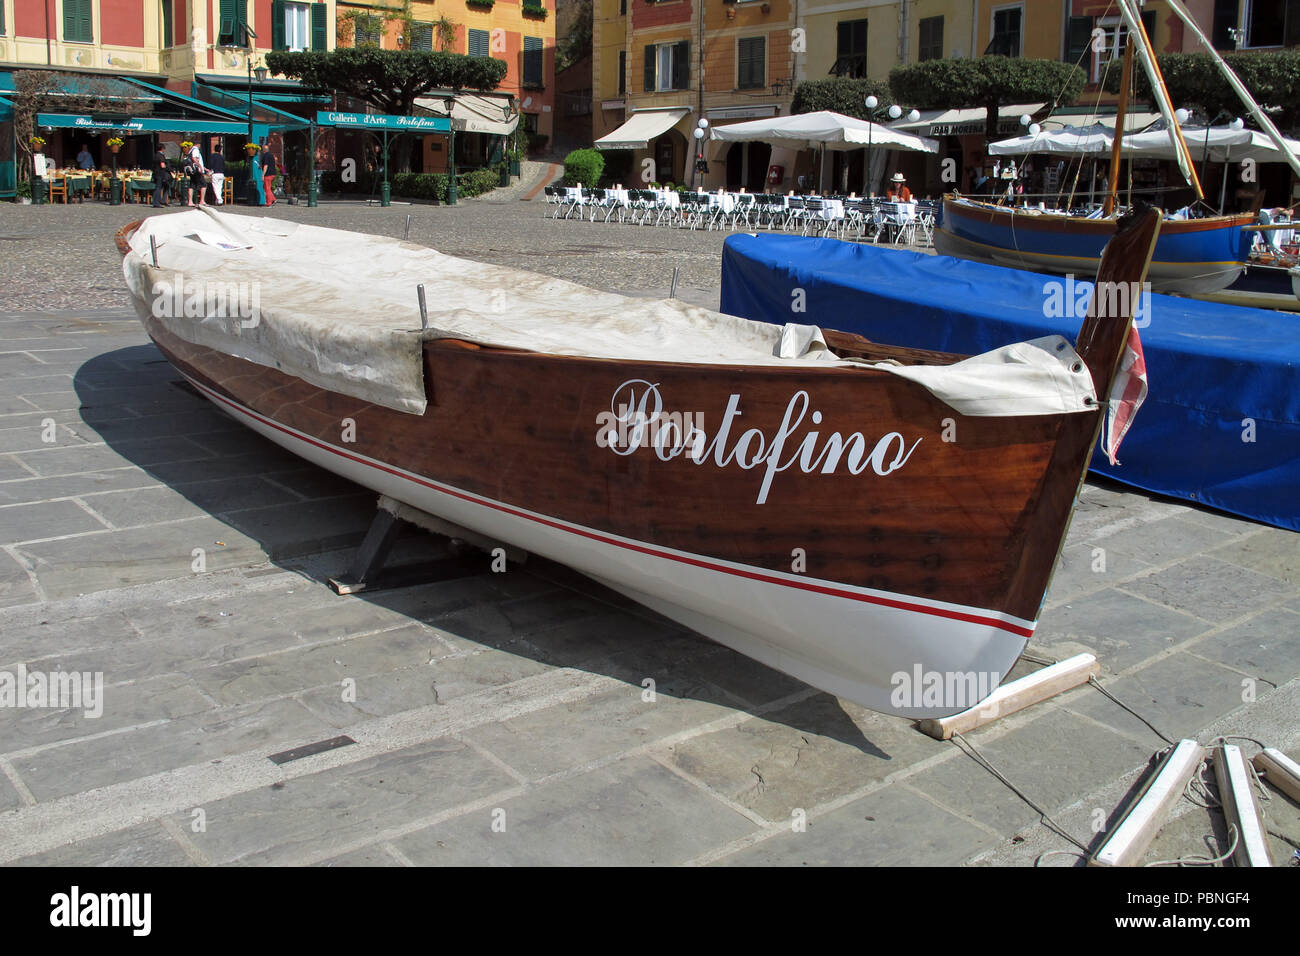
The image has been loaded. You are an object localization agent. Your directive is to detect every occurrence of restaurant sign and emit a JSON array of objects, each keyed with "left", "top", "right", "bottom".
[
  {"left": 36, "top": 113, "right": 252, "bottom": 134},
  {"left": 929, "top": 119, "right": 1022, "bottom": 137},
  {"left": 316, "top": 111, "right": 450, "bottom": 132}
]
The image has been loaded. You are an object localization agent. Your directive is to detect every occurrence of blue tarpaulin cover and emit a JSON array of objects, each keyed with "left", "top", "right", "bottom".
[{"left": 720, "top": 234, "right": 1300, "bottom": 532}]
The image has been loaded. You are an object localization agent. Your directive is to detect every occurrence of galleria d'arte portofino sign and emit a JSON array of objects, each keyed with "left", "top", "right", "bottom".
[{"left": 316, "top": 111, "right": 451, "bottom": 131}]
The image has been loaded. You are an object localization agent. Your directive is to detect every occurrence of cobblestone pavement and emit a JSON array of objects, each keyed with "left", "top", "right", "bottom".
[
  {"left": 0, "top": 194, "right": 739, "bottom": 312},
  {"left": 0, "top": 198, "right": 1296, "bottom": 867}
]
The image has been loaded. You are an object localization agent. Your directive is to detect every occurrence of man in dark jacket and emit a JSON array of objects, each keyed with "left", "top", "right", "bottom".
[{"left": 152, "top": 147, "right": 173, "bottom": 208}]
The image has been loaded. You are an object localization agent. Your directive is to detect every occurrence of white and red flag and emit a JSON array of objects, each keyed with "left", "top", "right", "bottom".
[{"left": 1102, "top": 326, "right": 1147, "bottom": 465}]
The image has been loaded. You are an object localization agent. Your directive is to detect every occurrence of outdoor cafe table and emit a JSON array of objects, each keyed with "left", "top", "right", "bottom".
[{"left": 878, "top": 200, "right": 917, "bottom": 240}]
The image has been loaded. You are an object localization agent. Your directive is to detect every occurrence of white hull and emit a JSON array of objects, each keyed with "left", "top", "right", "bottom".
[{"left": 187, "top": 375, "right": 1032, "bottom": 718}]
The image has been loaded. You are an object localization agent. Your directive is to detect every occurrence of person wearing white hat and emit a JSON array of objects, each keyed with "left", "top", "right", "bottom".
[{"left": 886, "top": 172, "right": 912, "bottom": 202}]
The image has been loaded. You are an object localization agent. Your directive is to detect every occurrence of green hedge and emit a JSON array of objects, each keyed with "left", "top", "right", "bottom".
[
  {"left": 388, "top": 168, "right": 503, "bottom": 202},
  {"left": 563, "top": 148, "right": 604, "bottom": 187}
]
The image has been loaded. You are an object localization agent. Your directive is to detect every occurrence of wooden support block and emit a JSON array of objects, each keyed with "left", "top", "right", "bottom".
[
  {"left": 1251, "top": 747, "right": 1300, "bottom": 804},
  {"left": 1090, "top": 739, "right": 1204, "bottom": 867},
  {"left": 1213, "top": 744, "right": 1274, "bottom": 867},
  {"left": 917, "top": 653, "right": 1100, "bottom": 740}
]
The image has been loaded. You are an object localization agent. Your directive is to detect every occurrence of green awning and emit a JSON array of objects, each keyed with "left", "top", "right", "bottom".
[{"left": 36, "top": 114, "right": 252, "bottom": 134}]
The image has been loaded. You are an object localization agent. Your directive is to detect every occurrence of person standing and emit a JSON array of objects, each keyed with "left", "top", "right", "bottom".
[
  {"left": 76, "top": 144, "right": 95, "bottom": 170},
  {"left": 151, "top": 146, "right": 172, "bottom": 208},
  {"left": 185, "top": 140, "right": 208, "bottom": 207},
  {"left": 262, "top": 146, "right": 278, "bottom": 207},
  {"left": 208, "top": 140, "right": 226, "bottom": 205},
  {"left": 250, "top": 145, "right": 266, "bottom": 205}
]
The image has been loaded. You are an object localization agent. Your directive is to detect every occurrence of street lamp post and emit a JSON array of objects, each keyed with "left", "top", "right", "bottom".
[
  {"left": 863, "top": 95, "right": 919, "bottom": 197},
  {"left": 245, "top": 27, "right": 266, "bottom": 205}
]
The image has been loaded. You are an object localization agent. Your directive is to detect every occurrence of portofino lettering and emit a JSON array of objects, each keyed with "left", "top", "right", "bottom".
[{"left": 595, "top": 379, "right": 921, "bottom": 505}]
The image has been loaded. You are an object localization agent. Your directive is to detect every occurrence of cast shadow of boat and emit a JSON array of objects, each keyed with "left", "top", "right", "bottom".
[{"left": 74, "top": 344, "right": 895, "bottom": 759}]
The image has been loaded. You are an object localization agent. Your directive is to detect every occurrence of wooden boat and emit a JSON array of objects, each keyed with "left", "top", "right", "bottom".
[
  {"left": 936, "top": 196, "right": 1253, "bottom": 294},
  {"left": 116, "top": 207, "right": 1160, "bottom": 718}
]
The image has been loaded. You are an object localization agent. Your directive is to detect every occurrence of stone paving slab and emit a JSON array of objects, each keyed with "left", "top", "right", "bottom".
[
  {"left": 388, "top": 754, "right": 758, "bottom": 866},
  {"left": 1, "top": 202, "right": 1297, "bottom": 867}
]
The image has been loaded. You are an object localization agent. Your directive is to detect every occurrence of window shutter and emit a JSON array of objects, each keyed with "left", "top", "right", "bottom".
[
  {"left": 64, "top": 0, "right": 76, "bottom": 41},
  {"left": 1064, "top": 16, "right": 1092, "bottom": 63},
  {"left": 618, "top": 50, "right": 626, "bottom": 95},
  {"left": 672, "top": 40, "right": 689, "bottom": 90},
  {"left": 469, "top": 28, "right": 489, "bottom": 57},
  {"left": 79, "top": 0, "right": 93, "bottom": 42},
  {"left": 311, "top": 3, "right": 327, "bottom": 50},
  {"left": 162, "top": 1, "right": 173, "bottom": 46},
  {"left": 644, "top": 44, "right": 654, "bottom": 91},
  {"left": 271, "top": 0, "right": 286, "bottom": 50},
  {"left": 218, "top": 0, "right": 234, "bottom": 43}
]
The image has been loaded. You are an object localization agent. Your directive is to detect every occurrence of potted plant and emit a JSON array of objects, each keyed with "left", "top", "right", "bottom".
[
  {"left": 15, "top": 180, "right": 32, "bottom": 204},
  {"left": 29, "top": 136, "right": 45, "bottom": 152},
  {"left": 106, "top": 136, "right": 124, "bottom": 154}
]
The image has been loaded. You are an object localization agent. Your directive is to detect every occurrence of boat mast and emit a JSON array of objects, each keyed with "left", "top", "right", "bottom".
[
  {"left": 1162, "top": 0, "right": 1300, "bottom": 182},
  {"left": 1117, "top": 0, "right": 1204, "bottom": 200},
  {"left": 1104, "top": 38, "right": 1135, "bottom": 217}
]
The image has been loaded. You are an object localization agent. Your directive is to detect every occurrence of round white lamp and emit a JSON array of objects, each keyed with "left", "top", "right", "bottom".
[
  {"left": 1174, "top": 108, "right": 1190, "bottom": 124},
  {"left": 907, "top": 109, "right": 920, "bottom": 122},
  {"left": 1230, "top": 117, "right": 1245, "bottom": 130},
  {"left": 693, "top": 127, "right": 705, "bottom": 140},
  {"left": 865, "top": 95, "right": 878, "bottom": 110},
  {"left": 1020, "top": 114, "right": 1031, "bottom": 127},
  {"left": 1029, "top": 123, "right": 1042, "bottom": 136}
]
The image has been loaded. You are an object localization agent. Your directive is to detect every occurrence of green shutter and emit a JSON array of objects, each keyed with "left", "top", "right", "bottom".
[
  {"left": 162, "top": 0, "right": 172, "bottom": 46},
  {"left": 271, "top": 0, "right": 286, "bottom": 50},
  {"left": 618, "top": 49, "right": 626, "bottom": 95},
  {"left": 672, "top": 41, "right": 689, "bottom": 90},
  {"left": 65, "top": 0, "right": 93, "bottom": 42},
  {"left": 237, "top": 0, "right": 248, "bottom": 45},
  {"left": 1064, "top": 16, "right": 1092, "bottom": 64},
  {"left": 218, "top": 0, "right": 234, "bottom": 43},
  {"left": 311, "top": 3, "right": 327, "bottom": 50},
  {"left": 643, "top": 44, "right": 654, "bottom": 91}
]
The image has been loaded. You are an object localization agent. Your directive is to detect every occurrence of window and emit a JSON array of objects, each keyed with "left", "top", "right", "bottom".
[
  {"left": 64, "top": 0, "right": 93, "bottom": 43},
  {"left": 643, "top": 41, "right": 689, "bottom": 92},
  {"left": 281, "top": 2, "right": 310, "bottom": 52},
  {"left": 1090, "top": 10, "right": 1156, "bottom": 80},
  {"left": 354, "top": 14, "right": 382, "bottom": 47},
  {"left": 620, "top": 0, "right": 626, "bottom": 13},
  {"left": 523, "top": 113, "right": 539, "bottom": 134},
  {"left": 524, "top": 36, "right": 544, "bottom": 88},
  {"left": 987, "top": 5, "right": 1022, "bottom": 57},
  {"left": 737, "top": 37, "right": 765, "bottom": 89},
  {"left": 411, "top": 22, "right": 434, "bottom": 51},
  {"left": 217, "top": 0, "right": 248, "bottom": 46},
  {"left": 468, "top": 28, "right": 490, "bottom": 57},
  {"left": 918, "top": 15, "right": 943, "bottom": 60},
  {"left": 1213, "top": 0, "right": 1240, "bottom": 48},
  {"left": 618, "top": 49, "right": 626, "bottom": 95},
  {"left": 1245, "top": 0, "right": 1300, "bottom": 46},
  {"left": 162, "top": 1, "right": 173, "bottom": 46},
  {"left": 523, "top": 0, "right": 544, "bottom": 13},
  {"left": 832, "top": 19, "right": 867, "bottom": 78}
]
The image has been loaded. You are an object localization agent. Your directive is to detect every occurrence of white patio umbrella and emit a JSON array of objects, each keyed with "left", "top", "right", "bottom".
[
  {"left": 988, "top": 124, "right": 1114, "bottom": 155},
  {"left": 709, "top": 110, "right": 938, "bottom": 152},
  {"left": 1122, "top": 124, "right": 1300, "bottom": 163},
  {"left": 709, "top": 110, "right": 936, "bottom": 194}
]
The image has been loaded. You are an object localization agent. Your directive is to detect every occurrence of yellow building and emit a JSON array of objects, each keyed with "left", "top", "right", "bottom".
[{"left": 592, "top": 0, "right": 797, "bottom": 190}]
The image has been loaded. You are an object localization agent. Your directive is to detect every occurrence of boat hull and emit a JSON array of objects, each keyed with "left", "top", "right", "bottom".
[
  {"left": 134, "top": 308, "right": 1101, "bottom": 719},
  {"left": 937, "top": 197, "right": 1252, "bottom": 294}
]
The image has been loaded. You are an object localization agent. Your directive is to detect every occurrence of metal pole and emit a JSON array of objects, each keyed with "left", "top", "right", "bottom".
[
  {"left": 380, "top": 129, "right": 391, "bottom": 206},
  {"left": 307, "top": 119, "right": 318, "bottom": 207},
  {"left": 447, "top": 127, "right": 457, "bottom": 205},
  {"left": 246, "top": 55, "right": 257, "bottom": 205}
]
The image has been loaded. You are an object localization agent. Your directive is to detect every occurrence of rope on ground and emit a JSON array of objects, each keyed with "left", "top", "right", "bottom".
[
  {"left": 952, "top": 731, "right": 1090, "bottom": 853},
  {"left": 1087, "top": 674, "right": 1175, "bottom": 745},
  {"left": 1145, "top": 824, "right": 1239, "bottom": 867}
]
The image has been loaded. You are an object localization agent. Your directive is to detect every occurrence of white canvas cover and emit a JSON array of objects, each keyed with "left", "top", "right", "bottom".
[
  {"left": 121, "top": 209, "right": 1096, "bottom": 418},
  {"left": 708, "top": 111, "right": 939, "bottom": 153}
]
